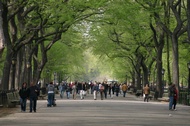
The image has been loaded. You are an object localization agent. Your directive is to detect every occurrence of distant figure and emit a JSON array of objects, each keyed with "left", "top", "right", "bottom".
[
  {"left": 103, "top": 82, "right": 108, "bottom": 99},
  {"left": 115, "top": 84, "right": 120, "bottom": 97},
  {"left": 122, "top": 83, "right": 128, "bottom": 97},
  {"left": 168, "top": 84, "right": 175, "bottom": 110},
  {"left": 66, "top": 84, "right": 71, "bottom": 99},
  {"left": 19, "top": 82, "right": 28, "bottom": 112},
  {"left": 47, "top": 82, "right": 55, "bottom": 107},
  {"left": 72, "top": 83, "right": 77, "bottom": 100},
  {"left": 99, "top": 83, "right": 104, "bottom": 100},
  {"left": 27, "top": 82, "right": 40, "bottom": 112},
  {"left": 173, "top": 84, "right": 178, "bottom": 111},
  {"left": 143, "top": 84, "right": 150, "bottom": 102},
  {"left": 92, "top": 83, "right": 99, "bottom": 100}
]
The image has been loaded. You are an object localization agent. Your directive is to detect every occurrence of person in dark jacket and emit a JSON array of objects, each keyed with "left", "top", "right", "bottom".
[
  {"left": 47, "top": 82, "right": 55, "bottom": 107},
  {"left": 19, "top": 82, "right": 28, "bottom": 112},
  {"left": 115, "top": 83, "right": 120, "bottom": 97},
  {"left": 27, "top": 82, "right": 40, "bottom": 112}
]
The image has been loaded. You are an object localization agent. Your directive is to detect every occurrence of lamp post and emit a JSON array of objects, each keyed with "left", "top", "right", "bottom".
[
  {"left": 26, "top": 62, "right": 31, "bottom": 87},
  {"left": 11, "top": 58, "right": 17, "bottom": 90},
  {"left": 161, "top": 68, "right": 165, "bottom": 96},
  {"left": 54, "top": 72, "right": 56, "bottom": 85},
  {"left": 161, "top": 69, "right": 165, "bottom": 84},
  {"left": 46, "top": 70, "right": 50, "bottom": 84},
  {"left": 187, "top": 62, "right": 190, "bottom": 95},
  {"left": 140, "top": 75, "right": 143, "bottom": 88},
  {"left": 148, "top": 70, "right": 151, "bottom": 86}
]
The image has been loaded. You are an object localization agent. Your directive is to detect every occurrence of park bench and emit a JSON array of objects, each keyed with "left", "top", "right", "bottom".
[
  {"left": 127, "top": 88, "right": 134, "bottom": 94},
  {"left": 135, "top": 90, "right": 142, "bottom": 97},
  {"left": 6, "top": 92, "right": 20, "bottom": 108},
  {"left": 0, "top": 94, "right": 3, "bottom": 107},
  {"left": 38, "top": 90, "right": 47, "bottom": 100},
  {"left": 13, "top": 91, "right": 20, "bottom": 102},
  {"left": 149, "top": 91, "right": 155, "bottom": 100},
  {"left": 157, "top": 93, "right": 169, "bottom": 102}
]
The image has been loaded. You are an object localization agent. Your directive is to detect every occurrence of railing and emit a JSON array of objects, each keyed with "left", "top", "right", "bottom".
[
  {"left": 0, "top": 90, "right": 18, "bottom": 107},
  {"left": 178, "top": 91, "right": 190, "bottom": 106}
]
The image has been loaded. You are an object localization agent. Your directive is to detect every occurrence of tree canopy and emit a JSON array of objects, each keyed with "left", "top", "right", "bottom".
[{"left": 0, "top": 0, "right": 190, "bottom": 98}]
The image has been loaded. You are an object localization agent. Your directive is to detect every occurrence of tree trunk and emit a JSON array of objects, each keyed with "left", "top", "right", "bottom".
[
  {"left": 171, "top": 35, "right": 179, "bottom": 88},
  {"left": 187, "top": 0, "right": 190, "bottom": 41},
  {"left": 0, "top": 1, "right": 5, "bottom": 58},
  {"left": 156, "top": 44, "right": 164, "bottom": 98},
  {"left": 1, "top": 3, "right": 12, "bottom": 90}
]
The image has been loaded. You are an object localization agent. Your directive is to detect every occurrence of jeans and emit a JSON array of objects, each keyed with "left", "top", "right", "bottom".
[
  {"left": 20, "top": 98, "right": 27, "bottom": 111},
  {"left": 116, "top": 91, "right": 119, "bottom": 97},
  {"left": 169, "top": 96, "right": 174, "bottom": 110},
  {"left": 30, "top": 96, "right": 37, "bottom": 112},
  {"left": 48, "top": 93, "right": 54, "bottom": 106},
  {"left": 93, "top": 91, "right": 97, "bottom": 100},
  {"left": 60, "top": 90, "right": 63, "bottom": 98},
  {"left": 80, "top": 90, "right": 84, "bottom": 99},
  {"left": 100, "top": 91, "right": 104, "bottom": 100},
  {"left": 104, "top": 90, "right": 107, "bottom": 99},
  {"left": 123, "top": 91, "right": 126, "bottom": 97},
  {"left": 66, "top": 91, "right": 70, "bottom": 99},
  {"left": 144, "top": 94, "right": 149, "bottom": 102}
]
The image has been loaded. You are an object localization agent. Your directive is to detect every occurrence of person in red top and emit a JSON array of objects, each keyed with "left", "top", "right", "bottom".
[{"left": 173, "top": 84, "right": 178, "bottom": 110}]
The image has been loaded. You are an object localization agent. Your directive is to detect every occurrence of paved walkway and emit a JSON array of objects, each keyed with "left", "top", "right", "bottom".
[{"left": 0, "top": 93, "right": 190, "bottom": 126}]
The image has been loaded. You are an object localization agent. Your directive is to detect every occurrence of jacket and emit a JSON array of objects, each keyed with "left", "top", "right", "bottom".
[
  {"left": 19, "top": 87, "right": 28, "bottom": 99},
  {"left": 27, "top": 85, "right": 39, "bottom": 98}
]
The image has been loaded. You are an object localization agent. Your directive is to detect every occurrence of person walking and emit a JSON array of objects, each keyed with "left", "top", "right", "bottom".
[
  {"left": 47, "top": 82, "right": 55, "bottom": 107},
  {"left": 27, "top": 82, "right": 40, "bottom": 112},
  {"left": 58, "top": 84, "right": 63, "bottom": 98},
  {"left": 143, "top": 84, "right": 150, "bottom": 102},
  {"left": 173, "top": 84, "right": 178, "bottom": 110},
  {"left": 19, "top": 82, "right": 28, "bottom": 112},
  {"left": 99, "top": 82, "right": 104, "bottom": 100},
  {"left": 122, "top": 83, "right": 128, "bottom": 97},
  {"left": 168, "top": 83, "right": 175, "bottom": 110},
  {"left": 115, "top": 83, "right": 120, "bottom": 97},
  {"left": 66, "top": 84, "right": 71, "bottom": 99},
  {"left": 103, "top": 82, "right": 108, "bottom": 99},
  {"left": 72, "top": 82, "right": 77, "bottom": 99},
  {"left": 92, "top": 83, "right": 99, "bottom": 100}
]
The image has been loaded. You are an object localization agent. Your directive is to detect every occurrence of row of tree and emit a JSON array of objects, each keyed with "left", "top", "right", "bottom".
[
  {"left": 0, "top": 0, "right": 190, "bottom": 98},
  {"left": 85, "top": 0, "right": 190, "bottom": 97},
  {"left": 0, "top": 0, "right": 108, "bottom": 90}
]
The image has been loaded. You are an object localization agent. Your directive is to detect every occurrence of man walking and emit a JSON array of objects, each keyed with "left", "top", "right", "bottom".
[
  {"left": 143, "top": 84, "right": 150, "bottom": 102},
  {"left": 27, "top": 82, "right": 40, "bottom": 112},
  {"left": 122, "top": 83, "right": 128, "bottom": 97},
  {"left": 168, "top": 83, "right": 175, "bottom": 110}
]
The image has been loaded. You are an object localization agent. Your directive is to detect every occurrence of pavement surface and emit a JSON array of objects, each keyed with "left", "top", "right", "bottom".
[{"left": 0, "top": 92, "right": 190, "bottom": 126}]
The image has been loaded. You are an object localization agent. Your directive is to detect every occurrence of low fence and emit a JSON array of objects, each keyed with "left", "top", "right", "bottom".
[
  {"left": 0, "top": 90, "right": 22, "bottom": 107},
  {"left": 178, "top": 91, "right": 190, "bottom": 106},
  {"left": 0, "top": 90, "right": 14, "bottom": 107}
]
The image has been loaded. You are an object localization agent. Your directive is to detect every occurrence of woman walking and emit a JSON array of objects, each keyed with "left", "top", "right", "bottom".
[{"left": 19, "top": 82, "right": 28, "bottom": 112}]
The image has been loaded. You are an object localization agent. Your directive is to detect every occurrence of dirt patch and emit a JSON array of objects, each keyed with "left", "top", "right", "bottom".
[{"left": 0, "top": 107, "right": 19, "bottom": 117}]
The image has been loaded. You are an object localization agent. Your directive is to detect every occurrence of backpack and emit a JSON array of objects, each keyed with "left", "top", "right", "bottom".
[{"left": 100, "top": 85, "right": 104, "bottom": 91}]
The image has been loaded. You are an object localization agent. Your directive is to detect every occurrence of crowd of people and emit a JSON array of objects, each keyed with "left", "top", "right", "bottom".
[
  {"left": 57, "top": 81, "right": 129, "bottom": 100},
  {"left": 19, "top": 82, "right": 40, "bottom": 113},
  {"left": 18, "top": 80, "right": 178, "bottom": 113}
]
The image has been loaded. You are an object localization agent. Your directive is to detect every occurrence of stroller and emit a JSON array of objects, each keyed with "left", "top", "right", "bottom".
[{"left": 47, "top": 95, "right": 56, "bottom": 107}]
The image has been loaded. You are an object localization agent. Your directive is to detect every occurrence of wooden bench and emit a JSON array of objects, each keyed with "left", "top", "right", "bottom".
[
  {"left": 127, "top": 88, "right": 134, "bottom": 94},
  {"left": 6, "top": 92, "right": 20, "bottom": 108},
  {"left": 13, "top": 91, "right": 20, "bottom": 103},
  {"left": 135, "top": 90, "right": 142, "bottom": 97},
  {"left": 149, "top": 91, "right": 155, "bottom": 100},
  {"left": 157, "top": 93, "right": 169, "bottom": 102},
  {"left": 38, "top": 90, "right": 47, "bottom": 100}
]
